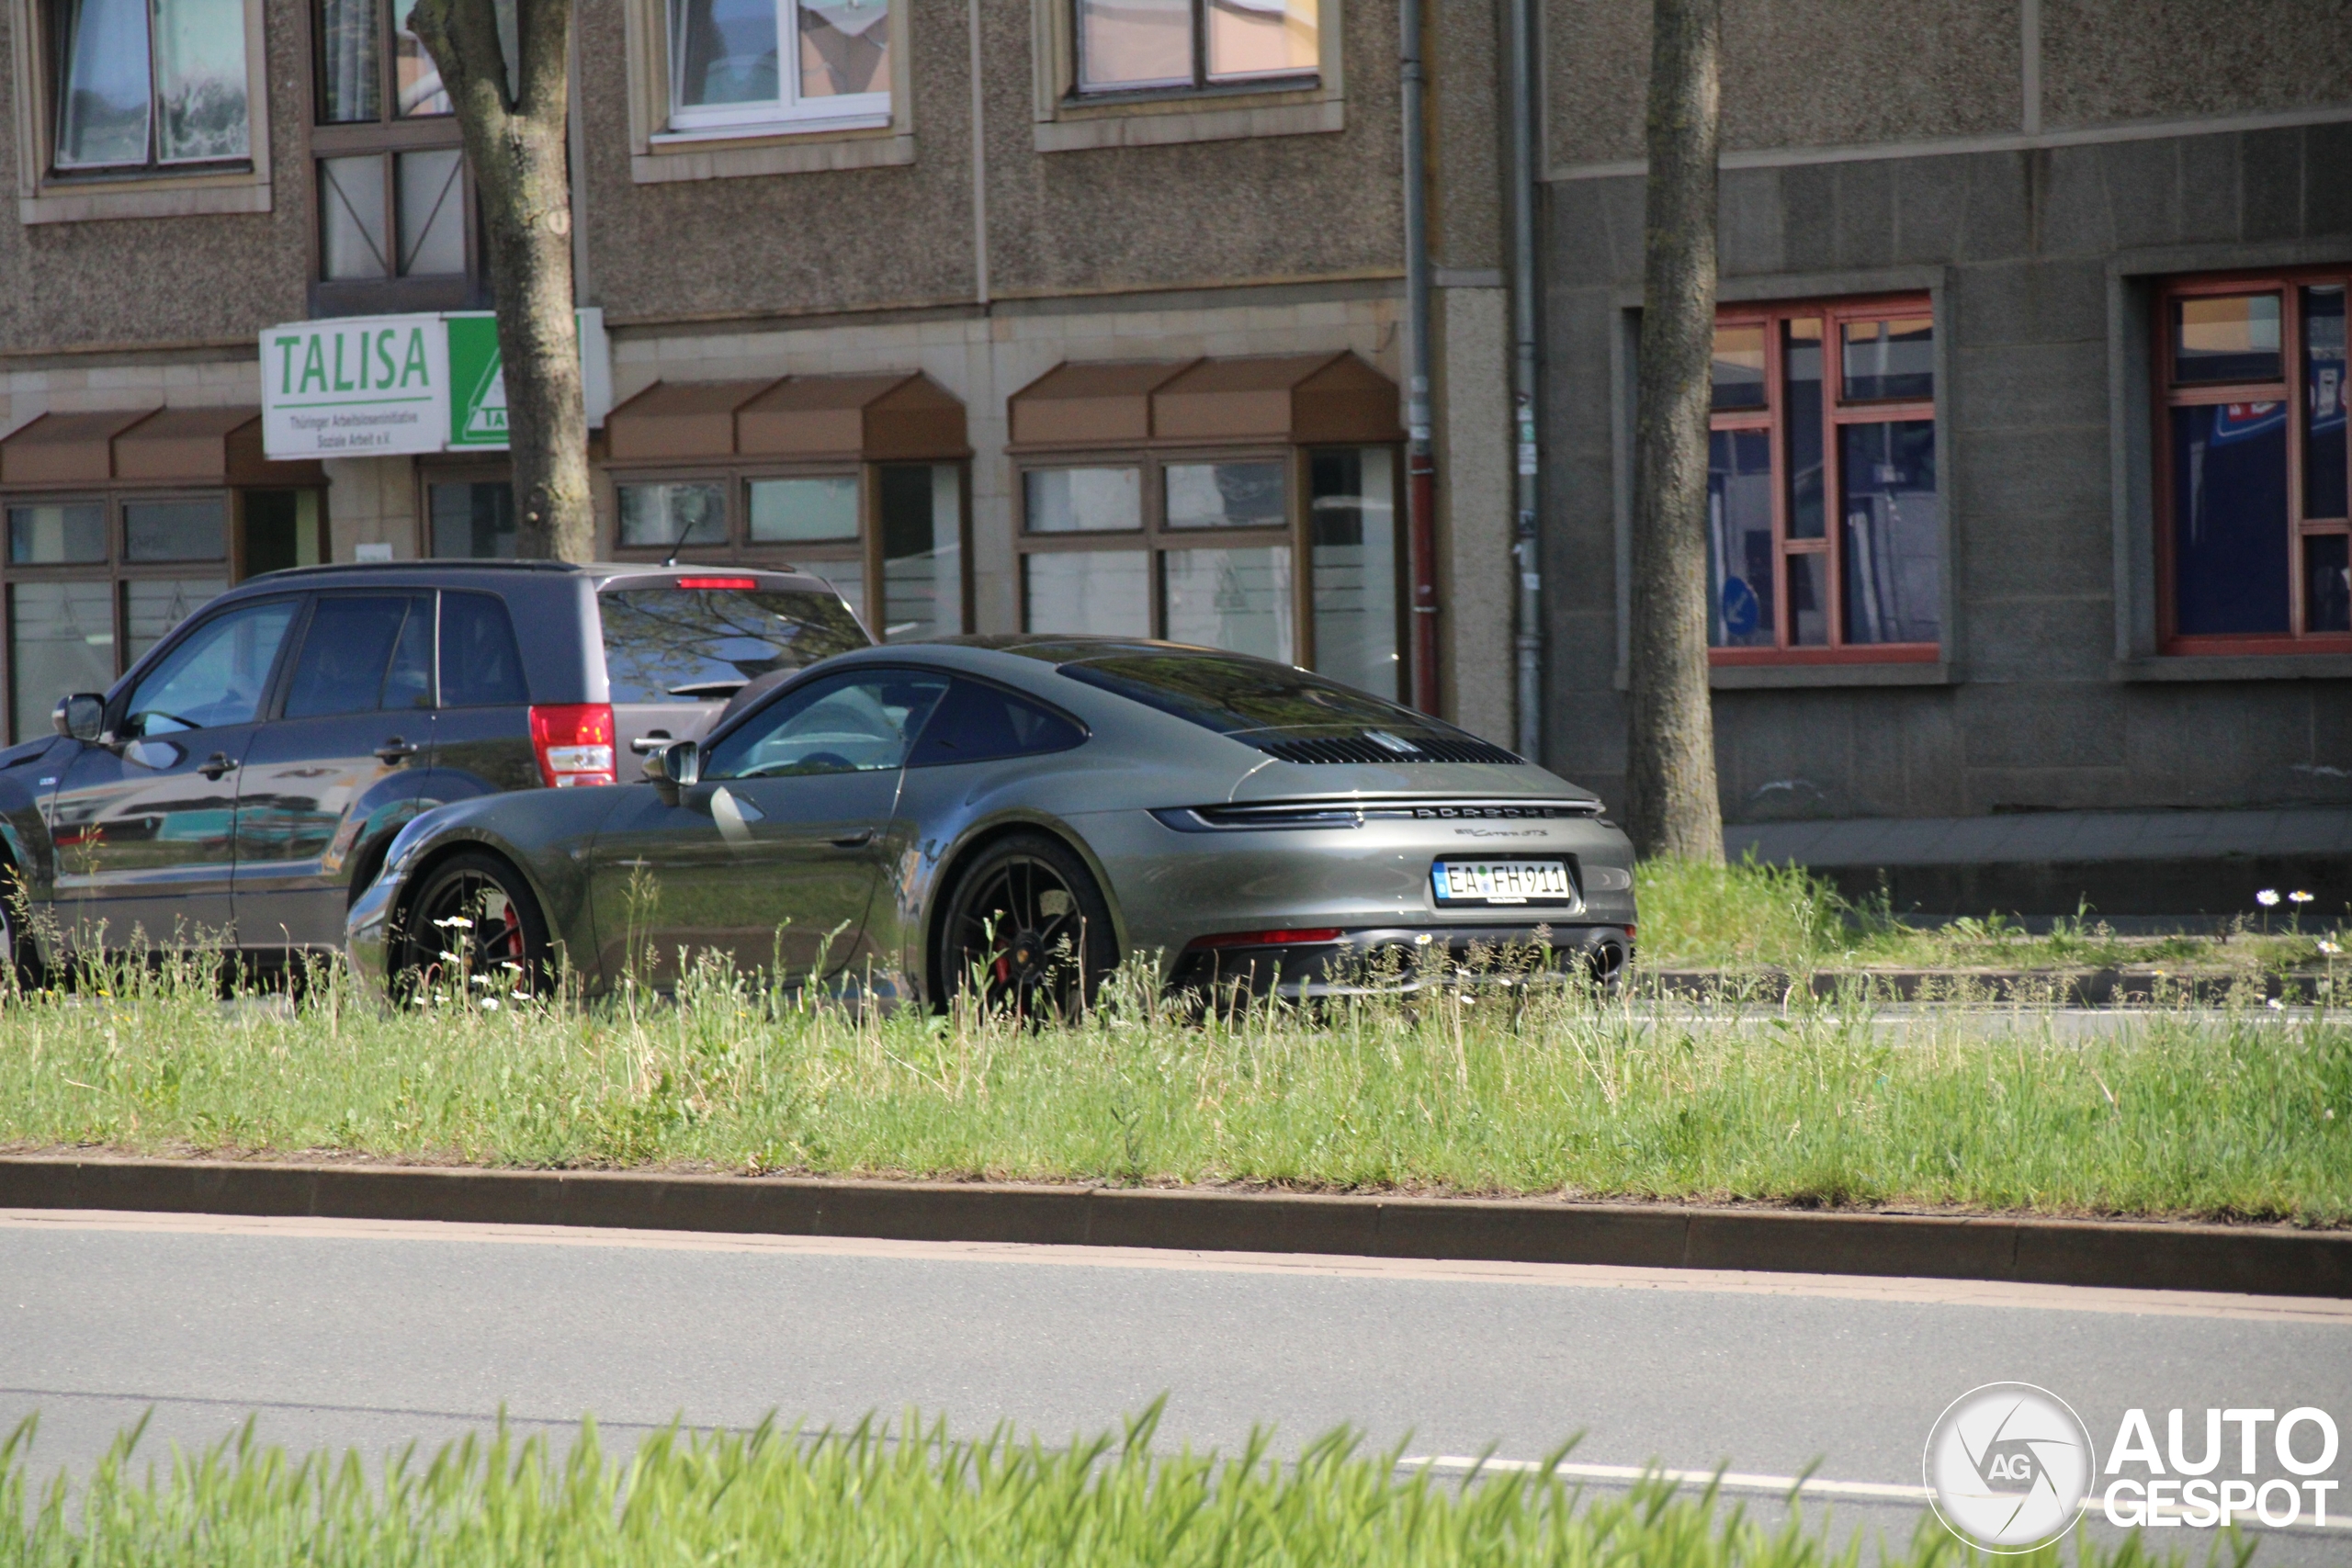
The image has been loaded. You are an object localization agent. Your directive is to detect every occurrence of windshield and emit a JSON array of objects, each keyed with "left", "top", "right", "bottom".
[
  {"left": 1056, "top": 652, "right": 1519, "bottom": 763},
  {"left": 598, "top": 586, "right": 868, "bottom": 705}
]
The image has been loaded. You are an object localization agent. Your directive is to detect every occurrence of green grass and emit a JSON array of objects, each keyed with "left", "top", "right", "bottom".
[
  {"left": 0, "top": 1407, "right": 2230, "bottom": 1567},
  {"left": 2, "top": 947, "right": 2346, "bottom": 1223},
  {"left": 1634, "top": 858, "right": 2350, "bottom": 975}
]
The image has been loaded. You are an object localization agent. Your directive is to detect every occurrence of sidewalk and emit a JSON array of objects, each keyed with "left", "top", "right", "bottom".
[{"left": 1725, "top": 807, "right": 2352, "bottom": 919}]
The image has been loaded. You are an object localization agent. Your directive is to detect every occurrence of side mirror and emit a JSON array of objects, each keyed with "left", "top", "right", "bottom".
[
  {"left": 53, "top": 694, "right": 105, "bottom": 743},
  {"left": 643, "top": 738, "right": 703, "bottom": 799}
]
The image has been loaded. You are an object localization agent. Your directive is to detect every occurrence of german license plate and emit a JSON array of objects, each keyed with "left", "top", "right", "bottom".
[{"left": 1430, "top": 858, "right": 1574, "bottom": 906}]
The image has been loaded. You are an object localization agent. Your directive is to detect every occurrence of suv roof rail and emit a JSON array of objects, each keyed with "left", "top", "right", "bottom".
[
  {"left": 249, "top": 559, "right": 587, "bottom": 580},
  {"left": 249, "top": 559, "right": 818, "bottom": 581}
]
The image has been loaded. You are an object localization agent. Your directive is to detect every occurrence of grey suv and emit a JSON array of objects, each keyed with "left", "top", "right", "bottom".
[{"left": 0, "top": 560, "right": 866, "bottom": 972}]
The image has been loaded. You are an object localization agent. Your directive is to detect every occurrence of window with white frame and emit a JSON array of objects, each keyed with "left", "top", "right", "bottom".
[
  {"left": 51, "top": 0, "right": 250, "bottom": 173},
  {"left": 1073, "top": 0, "right": 1317, "bottom": 96},
  {"left": 668, "top": 0, "right": 891, "bottom": 133}
]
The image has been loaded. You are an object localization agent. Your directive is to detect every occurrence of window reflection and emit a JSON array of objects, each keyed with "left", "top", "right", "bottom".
[
  {"left": 617, "top": 481, "right": 728, "bottom": 547},
  {"left": 1164, "top": 460, "right": 1283, "bottom": 529},
  {"left": 1706, "top": 429, "right": 1773, "bottom": 649},
  {"left": 1024, "top": 550, "right": 1148, "bottom": 636},
  {"left": 1783, "top": 318, "right": 1824, "bottom": 539},
  {"left": 1840, "top": 420, "right": 1940, "bottom": 645},
  {"left": 2170, "top": 401, "right": 2290, "bottom": 635},
  {"left": 1711, "top": 324, "right": 1766, "bottom": 411},
  {"left": 1164, "top": 545, "right": 1292, "bottom": 662},
  {"left": 2173, "top": 295, "right": 2283, "bottom": 384},
  {"left": 879, "top": 462, "right": 963, "bottom": 640},
  {"left": 1841, "top": 317, "right": 1933, "bottom": 401},
  {"left": 2305, "top": 286, "right": 2346, "bottom": 520},
  {"left": 1308, "top": 447, "right": 1398, "bottom": 697},
  {"left": 1207, "top": 0, "right": 1317, "bottom": 80},
  {"left": 1024, "top": 467, "right": 1141, "bottom": 533}
]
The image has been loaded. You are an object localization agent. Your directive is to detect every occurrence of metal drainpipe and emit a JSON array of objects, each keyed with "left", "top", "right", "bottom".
[
  {"left": 1507, "top": 0, "right": 1544, "bottom": 761},
  {"left": 1400, "top": 0, "right": 1440, "bottom": 714}
]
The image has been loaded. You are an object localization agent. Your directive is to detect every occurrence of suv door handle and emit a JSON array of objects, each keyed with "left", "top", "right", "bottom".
[
  {"left": 197, "top": 753, "right": 237, "bottom": 780},
  {"left": 375, "top": 739, "right": 420, "bottom": 762},
  {"left": 829, "top": 829, "right": 876, "bottom": 849}
]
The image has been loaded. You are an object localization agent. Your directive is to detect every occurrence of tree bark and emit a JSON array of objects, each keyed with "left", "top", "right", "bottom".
[
  {"left": 1624, "top": 0, "right": 1724, "bottom": 863},
  {"left": 407, "top": 0, "right": 593, "bottom": 561}
]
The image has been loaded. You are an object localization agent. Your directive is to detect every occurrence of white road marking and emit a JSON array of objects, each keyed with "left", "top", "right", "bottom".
[
  {"left": 1399, "top": 1459, "right": 2352, "bottom": 1533},
  {"left": 1406, "top": 1453, "right": 1929, "bottom": 1502},
  {"left": 5, "top": 1208, "right": 2347, "bottom": 1324}
]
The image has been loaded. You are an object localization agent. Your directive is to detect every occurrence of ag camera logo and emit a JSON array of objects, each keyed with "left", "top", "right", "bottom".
[{"left": 1924, "top": 1382, "right": 2097, "bottom": 1551}]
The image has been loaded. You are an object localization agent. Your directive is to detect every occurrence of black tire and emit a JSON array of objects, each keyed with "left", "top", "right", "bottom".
[
  {"left": 0, "top": 864, "right": 28, "bottom": 990},
  {"left": 399, "top": 851, "right": 552, "bottom": 1002},
  {"left": 937, "top": 832, "right": 1117, "bottom": 1020}
]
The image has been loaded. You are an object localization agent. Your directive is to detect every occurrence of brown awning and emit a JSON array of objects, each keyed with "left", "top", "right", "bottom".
[
  {"left": 1008, "top": 353, "right": 1403, "bottom": 451},
  {"left": 603, "top": 378, "right": 780, "bottom": 461},
  {"left": 1007, "top": 361, "right": 1196, "bottom": 448},
  {"left": 1, "top": 409, "right": 158, "bottom": 486},
  {"left": 1, "top": 407, "right": 324, "bottom": 488},
  {"left": 737, "top": 372, "right": 969, "bottom": 460},
  {"left": 116, "top": 407, "right": 326, "bottom": 487},
  {"left": 605, "top": 373, "right": 969, "bottom": 464}
]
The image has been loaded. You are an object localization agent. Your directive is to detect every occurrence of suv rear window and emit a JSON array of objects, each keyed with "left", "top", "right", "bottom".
[
  {"left": 597, "top": 585, "right": 868, "bottom": 705},
  {"left": 1057, "top": 652, "right": 1521, "bottom": 765}
]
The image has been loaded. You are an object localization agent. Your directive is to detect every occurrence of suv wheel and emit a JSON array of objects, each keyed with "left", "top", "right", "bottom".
[{"left": 401, "top": 852, "right": 551, "bottom": 1002}]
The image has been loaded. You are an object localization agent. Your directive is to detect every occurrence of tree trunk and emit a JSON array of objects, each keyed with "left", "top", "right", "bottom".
[
  {"left": 407, "top": 0, "right": 592, "bottom": 562},
  {"left": 1624, "top": 0, "right": 1724, "bottom": 863}
]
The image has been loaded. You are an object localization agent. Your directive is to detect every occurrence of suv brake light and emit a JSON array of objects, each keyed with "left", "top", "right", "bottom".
[
  {"left": 529, "top": 704, "right": 616, "bottom": 787},
  {"left": 673, "top": 576, "right": 760, "bottom": 591}
]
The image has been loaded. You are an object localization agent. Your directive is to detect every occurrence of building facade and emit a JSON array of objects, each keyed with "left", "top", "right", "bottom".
[
  {"left": 1543, "top": 0, "right": 2352, "bottom": 819},
  {"left": 0, "top": 0, "right": 2346, "bottom": 829}
]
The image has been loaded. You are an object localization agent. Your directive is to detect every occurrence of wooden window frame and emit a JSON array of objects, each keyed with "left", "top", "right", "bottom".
[
  {"left": 304, "top": 0, "right": 479, "bottom": 317},
  {"left": 1067, "top": 0, "right": 1319, "bottom": 101},
  {"left": 605, "top": 460, "right": 973, "bottom": 641},
  {"left": 2154, "top": 267, "right": 2352, "bottom": 656},
  {"left": 0, "top": 487, "right": 246, "bottom": 740},
  {"left": 1707, "top": 292, "right": 1941, "bottom": 667},
  {"left": 1013, "top": 445, "right": 1406, "bottom": 694}
]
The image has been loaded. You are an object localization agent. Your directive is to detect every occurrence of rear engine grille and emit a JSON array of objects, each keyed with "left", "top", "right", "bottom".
[{"left": 1256, "top": 734, "right": 1522, "bottom": 765}]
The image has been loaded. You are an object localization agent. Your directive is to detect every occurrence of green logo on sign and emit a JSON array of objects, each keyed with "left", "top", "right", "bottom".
[{"left": 447, "top": 315, "right": 507, "bottom": 447}]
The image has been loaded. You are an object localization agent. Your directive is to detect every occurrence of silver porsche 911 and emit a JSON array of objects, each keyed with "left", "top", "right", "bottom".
[{"left": 346, "top": 637, "right": 1636, "bottom": 1010}]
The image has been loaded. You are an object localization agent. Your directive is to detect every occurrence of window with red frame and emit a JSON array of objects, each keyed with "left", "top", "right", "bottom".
[
  {"left": 1707, "top": 298, "right": 1941, "bottom": 662},
  {"left": 2158, "top": 275, "right": 2350, "bottom": 649}
]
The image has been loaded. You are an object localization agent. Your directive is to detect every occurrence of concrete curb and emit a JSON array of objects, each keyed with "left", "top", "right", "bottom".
[{"left": 3, "top": 1156, "right": 2346, "bottom": 1298}]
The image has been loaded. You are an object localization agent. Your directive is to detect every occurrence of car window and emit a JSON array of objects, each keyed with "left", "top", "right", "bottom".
[
  {"left": 122, "top": 597, "right": 297, "bottom": 738},
  {"left": 907, "top": 679, "right": 1086, "bottom": 768},
  {"left": 705, "top": 671, "right": 949, "bottom": 781},
  {"left": 439, "top": 591, "right": 529, "bottom": 707},
  {"left": 283, "top": 595, "right": 434, "bottom": 719},
  {"left": 598, "top": 584, "right": 869, "bottom": 705},
  {"left": 1057, "top": 651, "right": 1520, "bottom": 761}
]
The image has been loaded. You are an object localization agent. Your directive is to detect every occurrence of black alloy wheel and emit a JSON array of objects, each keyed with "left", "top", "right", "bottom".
[
  {"left": 940, "top": 832, "right": 1117, "bottom": 1020},
  {"left": 401, "top": 852, "right": 551, "bottom": 1002}
]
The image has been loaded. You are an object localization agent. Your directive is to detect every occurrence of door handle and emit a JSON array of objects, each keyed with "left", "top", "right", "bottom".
[
  {"left": 829, "top": 829, "right": 876, "bottom": 849},
  {"left": 375, "top": 739, "right": 420, "bottom": 762},
  {"left": 197, "top": 753, "right": 237, "bottom": 780}
]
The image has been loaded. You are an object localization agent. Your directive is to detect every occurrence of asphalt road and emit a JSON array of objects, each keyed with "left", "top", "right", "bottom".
[{"left": 5, "top": 1210, "right": 2348, "bottom": 1562}]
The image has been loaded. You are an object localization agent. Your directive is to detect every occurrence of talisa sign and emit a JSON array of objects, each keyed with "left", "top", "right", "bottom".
[{"left": 261, "top": 310, "right": 610, "bottom": 459}]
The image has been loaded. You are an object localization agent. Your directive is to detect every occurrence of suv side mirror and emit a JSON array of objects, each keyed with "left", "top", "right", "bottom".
[
  {"left": 643, "top": 738, "right": 703, "bottom": 799},
  {"left": 53, "top": 694, "right": 105, "bottom": 743}
]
